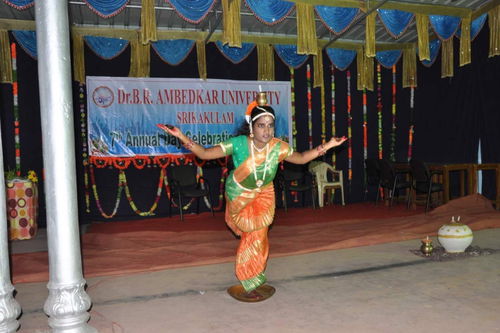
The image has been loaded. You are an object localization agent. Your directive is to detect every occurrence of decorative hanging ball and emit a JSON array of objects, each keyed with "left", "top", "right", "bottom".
[{"left": 437, "top": 216, "right": 473, "bottom": 253}]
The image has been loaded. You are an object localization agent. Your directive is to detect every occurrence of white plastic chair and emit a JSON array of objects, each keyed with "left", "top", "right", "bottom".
[{"left": 308, "top": 161, "right": 345, "bottom": 207}]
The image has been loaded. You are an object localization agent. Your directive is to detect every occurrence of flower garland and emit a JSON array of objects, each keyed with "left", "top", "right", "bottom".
[
  {"left": 213, "top": 160, "right": 229, "bottom": 211},
  {"left": 79, "top": 83, "right": 91, "bottom": 213},
  {"left": 11, "top": 43, "right": 21, "bottom": 176},
  {"left": 306, "top": 63, "right": 313, "bottom": 149},
  {"left": 122, "top": 168, "right": 165, "bottom": 216},
  {"left": 391, "top": 65, "right": 397, "bottom": 162},
  {"left": 408, "top": 85, "right": 415, "bottom": 162},
  {"left": 346, "top": 70, "right": 352, "bottom": 182},
  {"left": 321, "top": 80, "right": 326, "bottom": 144},
  {"left": 330, "top": 65, "right": 336, "bottom": 167},
  {"left": 89, "top": 165, "right": 123, "bottom": 219},
  {"left": 362, "top": 88, "right": 368, "bottom": 161},
  {"left": 377, "top": 64, "right": 383, "bottom": 159},
  {"left": 290, "top": 67, "right": 297, "bottom": 148}
]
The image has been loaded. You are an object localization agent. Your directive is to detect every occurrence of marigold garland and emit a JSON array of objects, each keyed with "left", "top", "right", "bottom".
[
  {"left": 362, "top": 88, "right": 368, "bottom": 161},
  {"left": 408, "top": 85, "right": 415, "bottom": 162},
  {"left": 89, "top": 165, "right": 123, "bottom": 219},
  {"left": 290, "top": 67, "right": 297, "bottom": 149},
  {"left": 306, "top": 63, "right": 313, "bottom": 149},
  {"left": 346, "top": 70, "right": 352, "bottom": 182},
  {"left": 330, "top": 65, "right": 336, "bottom": 167},
  {"left": 79, "top": 83, "right": 91, "bottom": 212},
  {"left": 377, "top": 64, "right": 383, "bottom": 159},
  {"left": 11, "top": 42, "right": 21, "bottom": 176},
  {"left": 391, "top": 65, "right": 397, "bottom": 162},
  {"left": 122, "top": 168, "right": 165, "bottom": 216}
]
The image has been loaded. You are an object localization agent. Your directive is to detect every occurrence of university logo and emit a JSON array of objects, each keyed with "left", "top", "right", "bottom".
[{"left": 92, "top": 86, "right": 114, "bottom": 108}]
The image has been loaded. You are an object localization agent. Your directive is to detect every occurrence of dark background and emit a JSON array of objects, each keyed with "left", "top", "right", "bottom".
[{"left": 1, "top": 25, "right": 499, "bottom": 225}]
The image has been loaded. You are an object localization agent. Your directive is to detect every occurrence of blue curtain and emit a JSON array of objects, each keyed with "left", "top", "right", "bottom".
[
  {"left": 2, "top": 0, "right": 33, "bottom": 9},
  {"left": 377, "top": 9, "right": 414, "bottom": 38},
  {"left": 274, "top": 45, "right": 308, "bottom": 68},
  {"left": 84, "top": 36, "right": 129, "bottom": 60},
  {"left": 421, "top": 39, "right": 441, "bottom": 67},
  {"left": 429, "top": 15, "right": 461, "bottom": 40},
  {"left": 315, "top": 6, "right": 359, "bottom": 34},
  {"left": 245, "top": 0, "right": 295, "bottom": 25},
  {"left": 12, "top": 30, "right": 37, "bottom": 59},
  {"left": 325, "top": 48, "right": 356, "bottom": 71},
  {"left": 215, "top": 41, "right": 255, "bottom": 64},
  {"left": 456, "top": 14, "right": 488, "bottom": 40},
  {"left": 85, "top": 0, "right": 130, "bottom": 18},
  {"left": 152, "top": 39, "right": 195, "bottom": 65},
  {"left": 375, "top": 50, "right": 402, "bottom": 68},
  {"left": 168, "top": 0, "right": 216, "bottom": 23}
]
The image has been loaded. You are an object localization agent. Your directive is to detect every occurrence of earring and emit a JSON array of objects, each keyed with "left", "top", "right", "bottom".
[{"left": 250, "top": 133, "right": 254, "bottom": 138}]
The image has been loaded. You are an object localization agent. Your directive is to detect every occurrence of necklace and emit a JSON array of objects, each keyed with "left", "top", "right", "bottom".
[
  {"left": 250, "top": 140, "right": 269, "bottom": 188},
  {"left": 252, "top": 141, "right": 267, "bottom": 152}
]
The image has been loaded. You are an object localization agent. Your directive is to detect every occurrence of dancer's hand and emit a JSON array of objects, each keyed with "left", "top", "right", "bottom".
[
  {"left": 327, "top": 136, "right": 348, "bottom": 149},
  {"left": 157, "top": 124, "right": 182, "bottom": 138}
]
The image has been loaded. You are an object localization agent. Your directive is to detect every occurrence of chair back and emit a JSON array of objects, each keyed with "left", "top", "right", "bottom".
[
  {"left": 168, "top": 164, "right": 198, "bottom": 188},
  {"left": 280, "top": 163, "right": 307, "bottom": 183},
  {"left": 364, "top": 158, "right": 380, "bottom": 185},
  {"left": 410, "top": 159, "right": 431, "bottom": 183},
  {"left": 378, "top": 159, "right": 396, "bottom": 188},
  {"left": 308, "top": 161, "right": 340, "bottom": 185}
]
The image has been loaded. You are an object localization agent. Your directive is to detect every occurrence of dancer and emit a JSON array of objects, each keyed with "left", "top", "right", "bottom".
[{"left": 159, "top": 92, "right": 347, "bottom": 301}]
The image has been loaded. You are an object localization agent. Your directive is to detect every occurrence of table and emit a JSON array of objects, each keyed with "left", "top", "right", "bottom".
[
  {"left": 471, "top": 163, "right": 500, "bottom": 209},
  {"left": 428, "top": 163, "right": 475, "bottom": 204}
]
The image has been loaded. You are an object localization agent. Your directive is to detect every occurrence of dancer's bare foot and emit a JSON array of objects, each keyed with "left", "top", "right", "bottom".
[{"left": 243, "top": 289, "right": 264, "bottom": 300}]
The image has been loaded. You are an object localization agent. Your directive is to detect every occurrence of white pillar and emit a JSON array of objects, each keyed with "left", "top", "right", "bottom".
[
  {"left": 0, "top": 121, "right": 21, "bottom": 332},
  {"left": 34, "top": 0, "right": 95, "bottom": 331}
]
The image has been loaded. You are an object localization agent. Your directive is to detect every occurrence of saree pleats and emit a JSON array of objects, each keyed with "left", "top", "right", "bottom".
[{"left": 236, "top": 227, "right": 269, "bottom": 291}]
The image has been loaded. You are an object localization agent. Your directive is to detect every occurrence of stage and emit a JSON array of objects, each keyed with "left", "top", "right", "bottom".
[{"left": 10, "top": 194, "right": 500, "bottom": 284}]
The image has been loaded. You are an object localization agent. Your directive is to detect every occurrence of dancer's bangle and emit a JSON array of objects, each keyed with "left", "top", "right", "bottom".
[
  {"left": 316, "top": 144, "right": 326, "bottom": 156},
  {"left": 183, "top": 139, "right": 195, "bottom": 150}
]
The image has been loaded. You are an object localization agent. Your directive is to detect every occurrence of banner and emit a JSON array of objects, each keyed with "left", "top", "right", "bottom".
[{"left": 87, "top": 77, "right": 292, "bottom": 157}]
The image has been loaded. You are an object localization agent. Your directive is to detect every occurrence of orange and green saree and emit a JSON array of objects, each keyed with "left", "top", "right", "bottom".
[{"left": 219, "top": 135, "right": 293, "bottom": 292}]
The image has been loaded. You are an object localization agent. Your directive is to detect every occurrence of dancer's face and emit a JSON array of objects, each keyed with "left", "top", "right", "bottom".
[{"left": 252, "top": 115, "right": 275, "bottom": 148}]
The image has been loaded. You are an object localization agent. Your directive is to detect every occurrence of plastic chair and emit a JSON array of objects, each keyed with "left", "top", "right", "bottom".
[
  {"left": 277, "top": 162, "right": 316, "bottom": 212},
  {"left": 409, "top": 159, "right": 444, "bottom": 212},
  {"left": 378, "top": 159, "right": 412, "bottom": 207},
  {"left": 167, "top": 164, "right": 214, "bottom": 221},
  {"left": 364, "top": 158, "right": 381, "bottom": 203},
  {"left": 308, "top": 161, "right": 345, "bottom": 207}
]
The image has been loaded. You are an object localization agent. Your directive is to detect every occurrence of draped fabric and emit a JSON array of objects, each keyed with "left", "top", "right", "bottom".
[
  {"left": 2, "top": 0, "right": 33, "bottom": 10},
  {"left": 257, "top": 43, "right": 274, "bottom": 80},
  {"left": 140, "top": 0, "right": 158, "bottom": 44},
  {"left": 429, "top": 14, "right": 461, "bottom": 40},
  {"left": 215, "top": 41, "right": 255, "bottom": 64},
  {"left": 12, "top": 30, "right": 37, "bottom": 59},
  {"left": 0, "top": 30, "right": 12, "bottom": 83},
  {"left": 274, "top": 44, "right": 308, "bottom": 68},
  {"left": 356, "top": 48, "right": 374, "bottom": 91},
  {"left": 489, "top": 5, "right": 500, "bottom": 58},
  {"left": 416, "top": 13, "right": 430, "bottom": 61},
  {"left": 72, "top": 32, "right": 85, "bottom": 83},
  {"left": 222, "top": 0, "right": 241, "bottom": 47},
  {"left": 152, "top": 39, "right": 195, "bottom": 65},
  {"left": 296, "top": 2, "right": 317, "bottom": 55},
  {"left": 375, "top": 50, "right": 402, "bottom": 68},
  {"left": 377, "top": 9, "right": 414, "bottom": 38},
  {"left": 166, "top": 0, "right": 216, "bottom": 24},
  {"left": 244, "top": 0, "right": 294, "bottom": 25},
  {"left": 421, "top": 39, "right": 441, "bottom": 67},
  {"left": 313, "top": 50, "right": 323, "bottom": 89},
  {"left": 315, "top": 6, "right": 359, "bottom": 34},
  {"left": 84, "top": 36, "right": 129, "bottom": 60},
  {"left": 441, "top": 38, "right": 454, "bottom": 78},
  {"left": 403, "top": 45, "right": 417, "bottom": 88},
  {"left": 458, "top": 15, "right": 472, "bottom": 67},
  {"left": 84, "top": 0, "right": 130, "bottom": 18},
  {"left": 325, "top": 48, "right": 356, "bottom": 71},
  {"left": 365, "top": 12, "right": 376, "bottom": 57},
  {"left": 129, "top": 35, "right": 150, "bottom": 77},
  {"left": 456, "top": 13, "right": 487, "bottom": 40},
  {"left": 196, "top": 40, "right": 207, "bottom": 79}
]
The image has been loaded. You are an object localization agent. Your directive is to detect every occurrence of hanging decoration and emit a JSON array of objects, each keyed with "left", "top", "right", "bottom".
[
  {"left": 166, "top": 0, "right": 216, "bottom": 24},
  {"left": 391, "top": 65, "right": 397, "bottom": 162},
  {"left": 244, "top": 0, "right": 294, "bottom": 25},
  {"left": 274, "top": 44, "right": 308, "bottom": 69},
  {"left": 377, "top": 63, "right": 383, "bottom": 159},
  {"left": 362, "top": 88, "right": 367, "bottom": 162},
  {"left": 325, "top": 48, "right": 357, "bottom": 71},
  {"left": 421, "top": 39, "right": 442, "bottom": 67},
  {"left": 84, "top": 35, "right": 129, "bottom": 60},
  {"left": 11, "top": 43, "right": 21, "bottom": 176},
  {"left": 346, "top": 70, "right": 352, "bottom": 182},
  {"left": 84, "top": 0, "right": 130, "bottom": 18},
  {"left": 89, "top": 165, "right": 123, "bottom": 219},
  {"left": 290, "top": 67, "right": 297, "bottom": 148},
  {"left": 408, "top": 85, "right": 415, "bottom": 162},
  {"left": 11, "top": 30, "right": 37, "bottom": 59},
  {"left": 375, "top": 50, "right": 402, "bottom": 68},
  {"left": 315, "top": 6, "right": 359, "bottom": 35},
  {"left": 79, "top": 84, "right": 91, "bottom": 213},
  {"left": 377, "top": 9, "right": 414, "bottom": 39},
  {"left": 2, "top": 0, "right": 33, "bottom": 10},
  {"left": 215, "top": 41, "right": 255, "bottom": 64},
  {"left": 122, "top": 169, "right": 165, "bottom": 216},
  {"left": 152, "top": 39, "right": 196, "bottom": 65},
  {"left": 456, "top": 13, "right": 487, "bottom": 40},
  {"left": 330, "top": 65, "right": 336, "bottom": 167},
  {"left": 306, "top": 63, "right": 313, "bottom": 149}
]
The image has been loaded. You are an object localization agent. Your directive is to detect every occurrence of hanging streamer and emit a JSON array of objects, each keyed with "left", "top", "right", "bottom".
[
  {"left": 330, "top": 65, "right": 336, "bottom": 168},
  {"left": 306, "top": 64, "right": 313, "bottom": 149},
  {"left": 347, "top": 70, "right": 352, "bottom": 183},
  {"left": 408, "top": 86, "right": 415, "bottom": 162},
  {"left": 122, "top": 168, "right": 165, "bottom": 216},
  {"left": 391, "top": 65, "right": 397, "bottom": 162},
  {"left": 79, "top": 83, "right": 91, "bottom": 212},
  {"left": 290, "top": 67, "right": 297, "bottom": 148},
  {"left": 377, "top": 64, "right": 383, "bottom": 159},
  {"left": 89, "top": 165, "right": 123, "bottom": 219},
  {"left": 362, "top": 88, "right": 367, "bottom": 161},
  {"left": 11, "top": 43, "right": 21, "bottom": 176}
]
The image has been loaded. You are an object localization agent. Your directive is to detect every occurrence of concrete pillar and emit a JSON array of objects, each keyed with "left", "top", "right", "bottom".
[
  {"left": 0, "top": 122, "right": 21, "bottom": 332},
  {"left": 34, "top": 0, "right": 95, "bottom": 331}
]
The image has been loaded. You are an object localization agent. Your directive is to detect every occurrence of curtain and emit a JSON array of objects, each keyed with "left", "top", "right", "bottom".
[
  {"left": 325, "top": 48, "right": 356, "bottom": 71},
  {"left": 84, "top": 0, "right": 130, "bottom": 18},
  {"left": 244, "top": 0, "right": 294, "bottom": 25},
  {"left": 274, "top": 44, "right": 308, "bottom": 68},
  {"left": 12, "top": 30, "right": 37, "bottom": 59},
  {"left": 151, "top": 39, "right": 195, "bottom": 65},
  {"left": 375, "top": 50, "right": 402, "bottom": 68},
  {"left": 167, "top": 0, "right": 216, "bottom": 23},
  {"left": 377, "top": 9, "right": 414, "bottom": 38},
  {"left": 315, "top": 6, "right": 359, "bottom": 34},
  {"left": 84, "top": 36, "right": 129, "bottom": 60},
  {"left": 215, "top": 41, "right": 255, "bottom": 64}
]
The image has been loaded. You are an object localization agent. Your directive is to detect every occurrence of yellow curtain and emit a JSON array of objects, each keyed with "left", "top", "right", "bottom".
[
  {"left": 313, "top": 48, "right": 324, "bottom": 89},
  {"left": 403, "top": 44, "right": 417, "bottom": 88},
  {"left": 296, "top": 2, "right": 317, "bottom": 55},
  {"left": 441, "top": 38, "right": 454, "bottom": 78},
  {"left": 257, "top": 43, "right": 274, "bottom": 80},
  {"left": 459, "top": 15, "right": 472, "bottom": 66},
  {"left": 365, "top": 12, "right": 376, "bottom": 57},
  {"left": 415, "top": 13, "right": 430, "bottom": 61},
  {"left": 222, "top": 0, "right": 241, "bottom": 47},
  {"left": 72, "top": 31, "right": 85, "bottom": 83},
  {"left": 363, "top": 54, "right": 374, "bottom": 91},
  {"left": 489, "top": 5, "right": 500, "bottom": 57},
  {"left": 356, "top": 47, "right": 373, "bottom": 91},
  {"left": 140, "top": 0, "right": 158, "bottom": 45},
  {"left": 0, "top": 29, "right": 12, "bottom": 83},
  {"left": 196, "top": 40, "right": 207, "bottom": 80},
  {"left": 129, "top": 33, "right": 150, "bottom": 77}
]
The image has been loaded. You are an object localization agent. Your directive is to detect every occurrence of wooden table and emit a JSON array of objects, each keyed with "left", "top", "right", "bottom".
[
  {"left": 428, "top": 163, "right": 475, "bottom": 203},
  {"left": 471, "top": 163, "right": 500, "bottom": 209}
]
